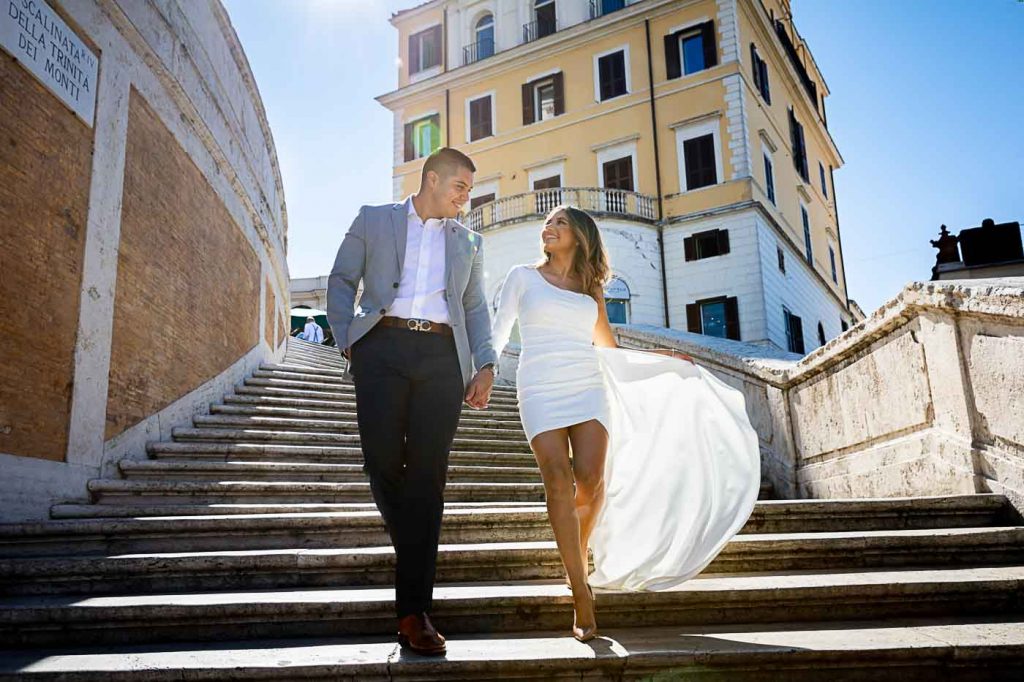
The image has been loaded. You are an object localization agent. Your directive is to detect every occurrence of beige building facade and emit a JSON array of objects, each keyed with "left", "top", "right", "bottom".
[{"left": 378, "top": 0, "right": 852, "bottom": 355}]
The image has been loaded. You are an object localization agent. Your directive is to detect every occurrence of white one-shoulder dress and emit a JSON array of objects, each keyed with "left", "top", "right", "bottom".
[{"left": 491, "top": 263, "right": 761, "bottom": 591}]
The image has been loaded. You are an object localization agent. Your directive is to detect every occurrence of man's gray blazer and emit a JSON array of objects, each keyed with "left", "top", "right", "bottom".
[{"left": 326, "top": 202, "right": 498, "bottom": 388}]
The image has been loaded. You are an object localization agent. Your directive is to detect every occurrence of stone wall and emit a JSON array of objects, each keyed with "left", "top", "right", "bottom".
[
  {"left": 0, "top": 0, "right": 288, "bottom": 522},
  {"left": 613, "top": 278, "right": 1024, "bottom": 515}
]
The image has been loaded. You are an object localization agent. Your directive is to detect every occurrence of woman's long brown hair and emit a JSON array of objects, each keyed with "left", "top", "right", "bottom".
[{"left": 538, "top": 205, "right": 611, "bottom": 301}]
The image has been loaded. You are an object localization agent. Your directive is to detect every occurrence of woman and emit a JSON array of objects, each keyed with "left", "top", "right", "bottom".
[{"left": 490, "top": 205, "right": 760, "bottom": 642}]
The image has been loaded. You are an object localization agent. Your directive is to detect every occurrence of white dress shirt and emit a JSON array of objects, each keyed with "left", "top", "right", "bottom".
[{"left": 386, "top": 195, "right": 450, "bottom": 324}]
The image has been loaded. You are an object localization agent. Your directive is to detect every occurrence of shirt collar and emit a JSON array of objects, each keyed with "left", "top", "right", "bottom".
[{"left": 405, "top": 195, "right": 444, "bottom": 230}]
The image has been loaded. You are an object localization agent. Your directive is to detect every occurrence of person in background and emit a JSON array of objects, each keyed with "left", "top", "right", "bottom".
[{"left": 300, "top": 316, "right": 324, "bottom": 344}]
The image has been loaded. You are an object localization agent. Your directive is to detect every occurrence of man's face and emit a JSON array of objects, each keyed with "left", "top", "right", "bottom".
[{"left": 432, "top": 166, "right": 473, "bottom": 219}]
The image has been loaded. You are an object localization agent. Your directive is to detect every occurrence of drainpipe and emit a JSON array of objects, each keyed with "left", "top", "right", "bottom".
[
  {"left": 645, "top": 18, "right": 670, "bottom": 328},
  {"left": 828, "top": 164, "right": 851, "bottom": 319}
]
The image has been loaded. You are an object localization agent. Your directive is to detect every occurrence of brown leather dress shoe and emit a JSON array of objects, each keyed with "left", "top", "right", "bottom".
[{"left": 397, "top": 612, "right": 447, "bottom": 656}]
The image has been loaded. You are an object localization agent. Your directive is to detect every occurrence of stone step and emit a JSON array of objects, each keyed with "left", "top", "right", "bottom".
[
  {"left": 3, "top": 617, "right": 1021, "bottom": 680},
  {"left": 86, "top": 479, "right": 546, "bottom": 505},
  {"left": 3, "top": 528, "right": 1023, "bottom": 596},
  {"left": 211, "top": 401, "right": 523, "bottom": 422},
  {"left": 118, "top": 460, "right": 542, "bottom": 483},
  {"left": 3, "top": 566, "right": 1022, "bottom": 647},
  {"left": 259, "top": 363, "right": 519, "bottom": 399},
  {"left": 223, "top": 391, "right": 521, "bottom": 418},
  {"left": 13, "top": 495, "right": 1009, "bottom": 556},
  {"left": 49, "top": 501, "right": 544, "bottom": 519},
  {"left": 244, "top": 376, "right": 520, "bottom": 406},
  {"left": 190, "top": 414, "right": 528, "bottom": 438},
  {"left": 170, "top": 427, "right": 534, "bottom": 453},
  {"left": 146, "top": 441, "right": 539, "bottom": 466}
]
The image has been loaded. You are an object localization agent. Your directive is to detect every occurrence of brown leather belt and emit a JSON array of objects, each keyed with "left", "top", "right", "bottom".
[{"left": 379, "top": 316, "right": 453, "bottom": 336}]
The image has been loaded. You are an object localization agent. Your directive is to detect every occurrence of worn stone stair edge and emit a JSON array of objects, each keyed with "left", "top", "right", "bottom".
[{"left": 2, "top": 619, "right": 1023, "bottom": 680}]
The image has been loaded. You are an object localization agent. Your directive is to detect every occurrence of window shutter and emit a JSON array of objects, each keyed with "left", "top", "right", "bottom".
[
  {"left": 701, "top": 21, "right": 717, "bottom": 68},
  {"left": 761, "top": 59, "right": 771, "bottom": 104},
  {"left": 724, "top": 296, "right": 740, "bottom": 340},
  {"left": 665, "top": 32, "right": 681, "bottom": 79},
  {"left": 686, "top": 303, "right": 701, "bottom": 333},
  {"left": 481, "top": 96, "right": 492, "bottom": 137},
  {"left": 522, "top": 82, "right": 535, "bottom": 125},
  {"left": 717, "top": 229, "right": 730, "bottom": 255},
  {"left": 791, "top": 316, "right": 804, "bottom": 353},
  {"left": 429, "top": 114, "right": 441, "bottom": 150},
  {"left": 552, "top": 72, "right": 565, "bottom": 115},
  {"left": 409, "top": 34, "right": 421, "bottom": 74},
  {"left": 404, "top": 122, "right": 414, "bottom": 162},
  {"left": 750, "top": 44, "right": 760, "bottom": 90},
  {"left": 430, "top": 25, "right": 442, "bottom": 68},
  {"left": 684, "top": 236, "right": 695, "bottom": 261}
]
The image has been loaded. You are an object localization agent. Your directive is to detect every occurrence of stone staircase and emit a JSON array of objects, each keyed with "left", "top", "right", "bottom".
[{"left": 1, "top": 338, "right": 1023, "bottom": 679}]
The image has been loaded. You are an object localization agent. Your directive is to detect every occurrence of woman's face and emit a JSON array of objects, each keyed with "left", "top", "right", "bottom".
[{"left": 541, "top": 209, "right": 577, "bottom": 257}]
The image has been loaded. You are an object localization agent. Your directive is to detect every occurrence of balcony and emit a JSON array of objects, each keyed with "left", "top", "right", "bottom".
[
  {"left": 465, "top": 187, "right": 657, "bottom": 232},
  {"left": 590, "top": 0, "right": 626, "bottom": 20},
  {"left": 462, "top": 38, "right": 495, "bottom": 66},
  {"left": 522, "top": 17, "right": 557, "bottom": 44}
]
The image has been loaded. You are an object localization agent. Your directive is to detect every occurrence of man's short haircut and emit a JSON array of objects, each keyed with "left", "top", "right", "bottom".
[{"left": 421, "top": 147, "right": 476, "bottom": 185}]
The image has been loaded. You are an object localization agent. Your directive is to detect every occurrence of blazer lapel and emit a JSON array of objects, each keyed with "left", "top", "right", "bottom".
[
  {"left": 391, "top": 204, "right": 407, "bottom": 275},
  {"left": 444, "top": 218, "right": 458, "bottom": 290}
]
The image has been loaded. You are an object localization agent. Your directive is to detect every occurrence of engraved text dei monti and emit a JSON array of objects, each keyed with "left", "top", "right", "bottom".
[{"left": 1, "top": 0, "right": 98, "bottom": 126}]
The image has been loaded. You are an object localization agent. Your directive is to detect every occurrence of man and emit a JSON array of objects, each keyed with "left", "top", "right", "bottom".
[
  {"left": 300, "top": 316, "right": 324, "bottom": 344},
  {"left": 326, "top": 147, "right": 496, "bottom": 656}
]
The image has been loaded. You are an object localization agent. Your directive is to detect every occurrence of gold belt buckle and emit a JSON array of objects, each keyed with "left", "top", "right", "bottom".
[{"left": 407, "top": 318, "right": 432, "bottom": 332}]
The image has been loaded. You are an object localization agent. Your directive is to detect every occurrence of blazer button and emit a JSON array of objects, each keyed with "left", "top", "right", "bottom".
[
  {"left": 379, "top": 308, "right": 386, "bottom": 314},
  {"left": 393, "top": 282, "right": 399, "bottom": 288}
]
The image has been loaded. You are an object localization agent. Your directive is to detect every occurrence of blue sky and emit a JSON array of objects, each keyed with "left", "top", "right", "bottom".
[{"left": 222, "top": 0, "right": 1023, "bottom": 315}]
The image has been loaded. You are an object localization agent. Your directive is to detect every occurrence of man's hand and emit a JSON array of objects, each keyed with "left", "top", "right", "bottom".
[
  {"left": 342, "top": 347, "right": 351, "bottom": 360},
  {"left": 464, "top": 367, "right": 494, "bottom": 409}
]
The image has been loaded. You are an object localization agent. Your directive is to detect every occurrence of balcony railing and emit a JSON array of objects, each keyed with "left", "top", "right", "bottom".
[
  {"left": 590, "top": 0, "right": 626, "bottom": 20},
  {"left": 462, "top": 38, "right": 495, "bottom": 66},
  {"left": 522, "top": 17, "right": 557, "bottom": 44},
  {"left": 465, "top": 187, "right": 657, "bottom": 232}
]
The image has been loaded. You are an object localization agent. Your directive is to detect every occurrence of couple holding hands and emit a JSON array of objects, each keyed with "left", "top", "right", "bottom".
[{"left": 327, "top": 147, "right": 760, "bottom": 654}]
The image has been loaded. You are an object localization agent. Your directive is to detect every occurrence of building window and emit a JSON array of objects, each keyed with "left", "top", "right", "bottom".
[
  {"left": 596, "top": 48, "right": 628, "bottom": 101},
  {"left": 683, "top": 134, "right": 717, "bottom": 190},
  {"left": 801, "top": 204, "right": 813, "bottom": 265},
  {"left": 687, "top": 296, "right": 740, "bottom": 340},
  {"left": 409, "top": 25, "right": 441, "bottom": 75},
  {"left": 476, "top": 14, "right": 494, "bottom": 59},
  {"left": 522, "top": 73, "right": 564, "bottom": 124},
  {"left": 403, "top": 114, "right": 440, "bottom": 162},
  {"left": 468, "top": 94, "right": 493, "bottom": 142},
  {"left": 777, "top": 245, "right": 785, "bottom": 272},
  {"left": 665, "top": 21, "right": 717, "bottom": 79},
  {"left": 763, "top": 151, "right": 775, "bottom": 205},
  {"left": 604, "top": 276, "right": 630, "bottom": 324},
  {"left": 534, "top": 174, "right": 562, "bottom": 214},
  {"left": 819, "top": 161, "right": 828, "bottom": 199},
  {"left": 601, "top": 156, "right": 633, "bottom": 212},
  {"left": 684, "top": 228, "right": 730, "bottom": 261},
  {"left": 817, "top": 321, "right": 826, "bottom": 347},
  {"left": 829, "top": 244, "right": 838, "bottom": 283},
  {"left": 525, "top": 0, "right": 556, "bottom": 43},
  {"left": 592, "top": 0, "right": 625, "bottom": 19},
  {"left": 750, "top": 43, "right": 771, "bottom": 103},
  {"left": 470, "top": 193, "right": 495, "bottom": 210},
  {"left": 784, "top": 306, "right": 805, "bottom": 353},
  {"left": 789, "top": 107, "right": 809, "bottom": 181},
  {"left": 841, "top": 318, "right": 849, "bottom": 332}
]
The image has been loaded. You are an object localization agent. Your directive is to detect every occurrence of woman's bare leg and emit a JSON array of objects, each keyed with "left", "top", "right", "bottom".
[
  {"left": 568, "top": 420, "right": 608, "bottom": 576},
  {"left": 530, "top": 428, "right": 596, "bottom": 638}
]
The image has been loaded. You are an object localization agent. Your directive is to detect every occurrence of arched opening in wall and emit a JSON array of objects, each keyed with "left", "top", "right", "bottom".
[
  {"left": 475, "top": 14, "right": 495, "bottom": 60},
  {"left": 604, "top": 276, "right": 631, "bottom": 324}
]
